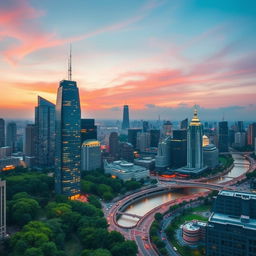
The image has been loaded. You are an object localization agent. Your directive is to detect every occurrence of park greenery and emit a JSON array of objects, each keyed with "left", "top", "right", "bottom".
[{"left": 1, "top": 167, "right": 138, "bottom": 256}]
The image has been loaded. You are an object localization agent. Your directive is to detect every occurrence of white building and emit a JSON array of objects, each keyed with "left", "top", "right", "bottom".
[
  {"left": 81, "top": 140, "right": 101, "bottom": 171},
  {"left": 234, "top": 132, "right": 246, "bottom": 147},
  {"left": 155, "top": 136, "right": 171, "bottom": 170},
  {"left": 104, "top": 160, "right": 149, "bottom": 181}
]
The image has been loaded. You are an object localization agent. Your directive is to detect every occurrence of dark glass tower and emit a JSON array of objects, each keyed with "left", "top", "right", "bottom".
[
  {"left": 35, "top": 96, "right": 55, "bottom": 168},
  {"left": 122, "top": 105, "right": 130, "bottom": 130},
  {"left": 0, "top": 119, "right": 5, "bottom": 147},
  {"left": 6, "top": 122, "right": 17, "bottom": 152},
  {"left": 187, "top": 109, "right": 203, "bottom": 169},
  {"left": 55, "top": 63, "right": 81, "bottom": 197},
  {"left": 218, "top": 121, "right": 229, "bottom": 152}
]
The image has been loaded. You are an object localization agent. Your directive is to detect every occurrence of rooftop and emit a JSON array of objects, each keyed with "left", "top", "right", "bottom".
[
  {"left": 219, "top": 190, "right": 256, "bottom": 200},
  {"left": 105, "top": 160, "right": 147, "bottom": 173}
]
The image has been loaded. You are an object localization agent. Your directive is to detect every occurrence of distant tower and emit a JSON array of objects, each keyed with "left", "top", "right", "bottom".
[
  {"left": 109, "top": 132, "right": 119, "bottom": 159},
  {"left": 218, "top": 121, "right": 229, "bottom": 152},
  {"left": 122, "top": 105, "right": 130, "bottom": 130},
  {"left": 187, "top": 108, "right": 204, "bottom": 169},
  {"left": 0, "top": 119, "right": 5, "bottom": 147},
  {"left": 35, "top": 96, "right": 55, "bottom": 168},
  {"left": 24, "top": 124, "right": 36, "bottom": 167},
  {"left": 6, "top": 122, "right": 17, "bottom": 152},
  {"left": 55, "top": 47, "right": 81, "bottom": 198},
  {"left": 81, "top": 119, "right": 97, "bottom": 144}
]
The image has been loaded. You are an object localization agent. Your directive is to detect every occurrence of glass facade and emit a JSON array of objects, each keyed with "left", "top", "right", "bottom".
[
  {"left": 35, "top": 96, "right": 55, "bottom": 168},
  {"left": 55, "top": 80, "right": 81, "bottom": 197}
]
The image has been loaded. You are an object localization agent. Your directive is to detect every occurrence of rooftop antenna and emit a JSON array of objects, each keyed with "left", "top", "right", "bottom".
[{"left": 68, "top": 44, "right": 72, "bottom": 81}]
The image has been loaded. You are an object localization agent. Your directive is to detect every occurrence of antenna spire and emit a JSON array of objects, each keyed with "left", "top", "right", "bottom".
[{"left": 68, "top": 44, "right": 72, "bottom": 80}]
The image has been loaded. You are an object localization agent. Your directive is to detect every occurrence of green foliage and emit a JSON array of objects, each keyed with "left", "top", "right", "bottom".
[
  {"left": 154, "top": 212, "right": 163, "bottom": 222},
  {"left": 110, "top": 241, "right": 138, "bottom": 256},
  {"left": 81, "top": 249, "right": 112, "bottom": 256}
]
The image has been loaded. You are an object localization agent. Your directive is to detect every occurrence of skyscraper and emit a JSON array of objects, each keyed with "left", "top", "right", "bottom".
[
  {"left": 247, "top": 123, "right": 256, "bottom": 146},
  {"left": 0, "top": 119, "right": 5, "bottom": 147},
  {"left": 55, "top": 50, "right": 81, "bottom": 198},
  {"left": 122, "top": 105, "right": 130, "bottom": 130},
  {"left": 35, "top": 96, "right": 55, "bottom": 168},
  {"left": 142, "top": 121, "right": 149, "bottom": 133},
  {"left": 181, "top": 118, "right": 188, "bottom": 130},
  {"left": 136, "top": 132, "right": 151, "bottom": 152},
  {"left": 187, "top": 109, "right": 204, "bottom": 170},
  {"left": 128, "top": 128, "right": 142, "bottom": 148},
  {"left": 81, "top": 119, "right": 97, "bottom": 144},
  {"left": 6, "top": 122, "right": 17, "bottom": 152},
  {"left": 150, "top": 129, "right": 160, "bottom": 147},
  {"left": 109, "top": 132, "right": 119, "bottom": 159},
  {"left": 218, "top": 121, "right": 229, "bottom": 152},
  {"left": 24, "top": 124, "right": 36, "bottom": 167},
  {"left": 155, "top": 136, "right": 171, "bottom": 170},
  {"left": 163, "top": 121, "right": 172, "bottom": 137},
  {"left": 119, "top": 142, "right": 134, "bottom": 162}
]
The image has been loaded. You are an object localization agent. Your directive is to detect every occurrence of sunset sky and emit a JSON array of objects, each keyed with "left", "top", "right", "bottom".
[{"left": 1, "top": 0, "right": 256, "bottom": 120}]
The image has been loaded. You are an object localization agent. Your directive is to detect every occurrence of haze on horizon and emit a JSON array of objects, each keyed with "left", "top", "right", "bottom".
[{"left": 0, "top": 0, "right": 256, "bottom": 121}]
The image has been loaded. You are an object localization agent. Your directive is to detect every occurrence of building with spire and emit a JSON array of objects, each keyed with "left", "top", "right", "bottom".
[
  {"left": 175, "top": 108, "right": 206, "bottom": 176},
  {"left": 55, "top": 47, "right": 81, "bottom": 198},
  {"left": 122, "top": 105, "right": 130, "bottom": 130}
]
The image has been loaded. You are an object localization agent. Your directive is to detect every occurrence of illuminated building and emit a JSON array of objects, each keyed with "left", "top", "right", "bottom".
[
  {"left": 206, "top": 190, "right": 256, "bottom": 256},
  {"left": 109, "top": 132, "right": 119, "bottom": 159},
  {"left": 104, "top": 160, "right": 149, "bottom": 181},
  {"left": 55, "top": 49, "right": 81, "bottom": 197},
  {"left": 6, "top": 122, "right": 17, "bottom": 152},
  {"left": 0, "top": 179, "right": 6, "bottom": 239},
  {"left": 122, "top": 105, "right": 130, "bottom": 130},
  {"left": 218, "top": 121, "right": 229, "bottom": 152},
  {"left": 81, "top": 140, "right": 101, "bottom": 171},
  {"left": 203, "top": 135, "right": 210, "bottom": 147},
  {"left": 187, "top": 109, "right": 204, "bottom": 170},
  {"left": 81, "top": 119, "right": 97, "bottom": 143},
  {"left": 35, "top": 96, "right": 55, "bottom": 168},
  {"left": 0, "top": 119, "right": 5, "bottom": 147}
]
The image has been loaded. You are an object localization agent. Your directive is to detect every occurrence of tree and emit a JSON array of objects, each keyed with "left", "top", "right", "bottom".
[
  {"left": 154, "top": 212, "right": 163, "bottom": 222},
  {"left": 111, "top": 241, "right": 138, "bottom": 256},
  {"left": 40, "top": 242, "right": 58, "bottom": 256},
  {"left": 103, "top": 192, "right": 114, "bottom": 201},
  {"left": 81, "top": 249, "right": 111, "bottom": 256},
  {"left": 46, "top": 202, "right": 72, "bottom": 218},
  {"left": 107, "top": 231, "right": 124, "bottom": 249},
  {"left": 24, "top": 247, "right": 44, "bottom": 256}
]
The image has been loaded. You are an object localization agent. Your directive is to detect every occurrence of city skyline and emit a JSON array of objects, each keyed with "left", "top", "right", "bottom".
[{"left": 1, "top": 0, "right": 256, "bottom": 120}]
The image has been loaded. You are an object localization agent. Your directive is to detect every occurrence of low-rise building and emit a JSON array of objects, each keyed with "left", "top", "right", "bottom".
[
  {"left": 104, "top": 160, "right": 149, "bottom": 181},
  {"left": 182, "top": 220, "right": 206, "bottom": 244}
]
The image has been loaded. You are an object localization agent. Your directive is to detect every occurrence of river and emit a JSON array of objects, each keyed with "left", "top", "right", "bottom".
[{"left": 117, "top": 153, "right": 250, "bottom": 227}]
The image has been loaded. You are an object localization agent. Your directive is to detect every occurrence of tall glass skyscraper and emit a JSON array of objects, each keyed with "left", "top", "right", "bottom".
[
  {"left": 55, "top": 80, "right": 81, "bottom": 197},
  {"left": 0, "top": 119, "right": 5, "bottom": 147},
  {"left": 218, "top": 121, "right": 229, "bottom": 152},
  {"left": 187, "top": 109, "right": 204, "bottom": 169},
  {"left": 6, "top": 122, "right": 17, "bottom": 152},
  {"left": 35, "top": 96, "right": 55, "bottom": 168},
  {"left": 122, "top": 105, "right": 130, "bottom": 130}
]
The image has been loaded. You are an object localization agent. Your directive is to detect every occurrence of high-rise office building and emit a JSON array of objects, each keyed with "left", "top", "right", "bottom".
[
  {"left": 206, "top": 190, "right": 256, "bottom": 256},
  {"left": 234, "top": 132, "right": 246, "bottom": 148},
  {"left": 170, "top": 130, "right": 187, "bottom": 168},
  {"left": 181, "top": 118, "right": 188, "bottom": 130},
  {"left": 128, "top": 128, "right": 142, "bottom": 148},
  {"left": 24, "top": 124, "right": 36, "bottom": 167},
  {"left": 136, "top": 132, "right": 151, "bottom": 152},
  {"left": 155, "top": 136, "right": 171, "bottom": 170},
  {"left": 236, "top": 121, "right": 244, "bottom": 132},
  {"left": 119, "top": 142, "right": 134, "bottom": 162},
  {"left": 248, "top": 123, "right": 256, "bottom": 146},
  {"left": 163, "top": 121, "right": 172, "bottom": 137},
  {"left": 203, "top": 144, "right": 219, "bottom": 169},
  {"left": 81, "top": 140, "right": 101, "bottom": 171},
  {"left": 187, "top": 109, "right": 204, "bottom": 170},
  {"left": 35, "top": 96, "right": 55, "bottom": 168},
  {"left": 150, "top": 129, "right": 160, "bottom": 147},
  {"left": 122, "top": 105, "right": 130, "bottom": 130},
  {"left": 218, "top": 121, "right": 229, "bottom": 152},
  {"left": 6, "top": 122, "right": 17, "bottom": 152},
  {"left": 0, "top": 179, "right": 6, "bottom": 239},
  {"left": 109, "top": 132, "right": 119, "bottom": 159},
  {"left": 55, "top": 51, "right": 81, "bottom": 198},
  {"left": 142, "top": 121, "right": 149, "bottom": 133},
  {"left": 0, "top": 119, "right": 5, "bottom": 147},
  {"left": 81, "top": 119, "right": 97, "bottom": 144}
]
